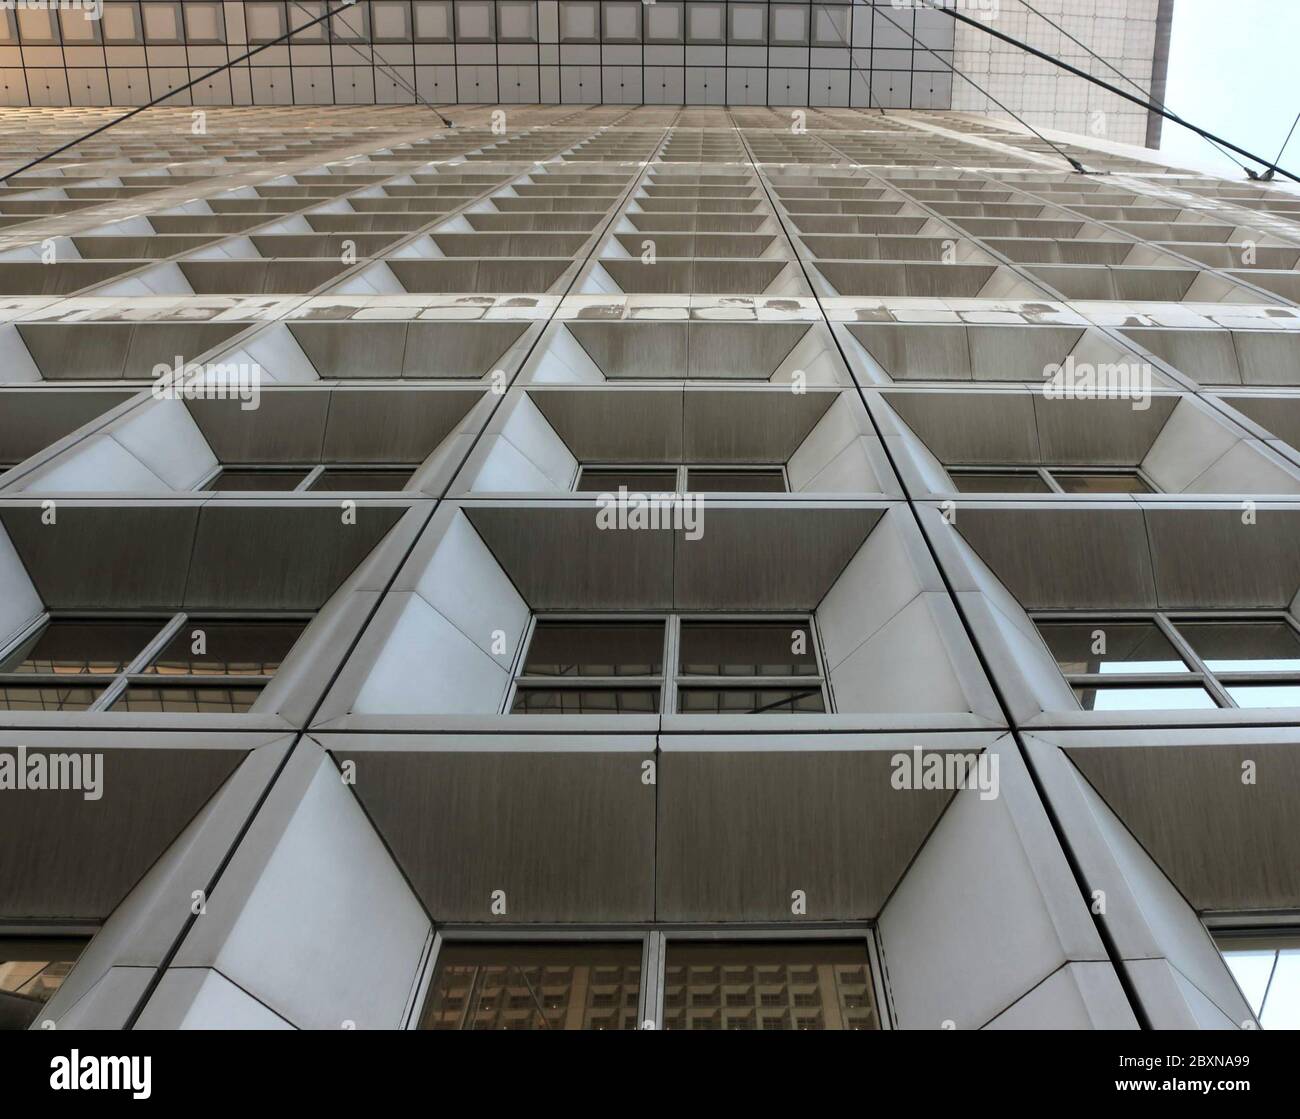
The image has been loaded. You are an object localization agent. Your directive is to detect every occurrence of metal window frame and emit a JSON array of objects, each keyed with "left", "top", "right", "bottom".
[
  {"left": 1030, "top": 609, "right": 1300, "bottom": 711},
  {"left": 407, "top": 922, "right": 890, "bottom": 1031},
  {"left": 949, "top": 463, "right": 1160, "bottom": 495},
  {"left": 574, "top": 462, "right": 791, "bottom": 493},
  {"left": 504, "top": 612, "right": 831, "bottom": 715},
  {"left": 195, "top": 462, "right": 419, "bottom": 493},
  {"left": 0, "top": 610, "right": 313, "bottom": 714}
]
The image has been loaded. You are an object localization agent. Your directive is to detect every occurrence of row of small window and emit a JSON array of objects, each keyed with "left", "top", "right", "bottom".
[
  {"left": 0, "top": 615, "right": 306, "bottom": 713},
  {"left": 0, "top": 936, "right": 881, "bottom": 1032},
  {"left": 200, "top": 465, "right": 414, "bottom": 492},
  {"left": 5, "top": 933, "right": 1297, "bottom": 1030},
  {"left": 507, "top": 617, "right": 829, "bottom": 714},
  {"left": 1035, "top": 615, "right": 1300, "bottom": 711},
  {"left": 951, "top": 466, "right": 1154, "bottom": 494},
  {"left": 4, "top": 613, "right": 1298, "bottom": 716}
]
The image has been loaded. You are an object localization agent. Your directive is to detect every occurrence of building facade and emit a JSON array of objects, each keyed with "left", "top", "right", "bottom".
[{"left": 0, "top": 89, "right": 1298, "bottom": 1031}]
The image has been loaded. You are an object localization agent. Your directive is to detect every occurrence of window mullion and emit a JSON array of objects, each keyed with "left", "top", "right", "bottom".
[{"left": 1156, "top": 613, "right": 1235, "bottom": 707}]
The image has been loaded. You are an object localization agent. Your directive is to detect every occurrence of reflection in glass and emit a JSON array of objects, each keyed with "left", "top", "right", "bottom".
[
  {"left": 663, "top": 941, "right": 879, "bottom": 1031},
  {"left": 679, "top": 622, "right": 817, "bottom": 676},
  {"left": 1052, "top": 471, "right": 1151, "bottom": 494},
  {"left": 144, "top": 621, "right": 305, "bottom": 676},
  {"left": 951, "top": 471, "right": 1051, "bottom": 494},
  {"left": 510, "top": 687, "right": 659, "bottom": 714},
  {"left": 110, "top": 686, "right": 263, "bottom": 713},
  {"left": 1038, "top": 621, "right": 1188, "bottom": 675},
  {"left": 1177, "top": 621, "right": 1300, "bottom": 673},
  {"left": 522, "top": 621, "right": 663, "bottom": 677},
  {"left": 0, "top": 620, "right": 159, "bottom": 675},
  {"left": 676, "top": 686, "right": 826, "bottom": 714},
  {"left": 420, "top": 942, "right": 642, "bottom": 1030}
]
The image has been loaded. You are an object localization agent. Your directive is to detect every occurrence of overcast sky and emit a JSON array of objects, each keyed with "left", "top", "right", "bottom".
[{"left": 1158, "top": 0, "right": 1300, "bottom": 179}]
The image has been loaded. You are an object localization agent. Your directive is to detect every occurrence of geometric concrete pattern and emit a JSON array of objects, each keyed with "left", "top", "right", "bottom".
[{"left": 0, "top": 99, "right": 1298, "bottom": 1031}]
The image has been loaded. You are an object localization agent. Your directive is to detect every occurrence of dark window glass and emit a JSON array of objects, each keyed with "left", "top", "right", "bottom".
[
  {"left": 663, "top": 941, "right": 879, "bottom": 1031},
  {"left": 951, "top": 471, "right": 1051, "bottom": 494},
  {"left": 143, "top": 621, "right": 305, "bottom": 676},
  {"left": 1177, "top": 621, "right": 1300, "bottom": 673},
  {"left": 575, "top": 468, "right": 678, "bottom": 492},
  {"left": 0, "top": 938, "right": 88, "bottom": 1031},
  {"left": 0, "top": 620, "right": 159, "bottom": 675},
  {"left": 1037, "top": 621, "right": 1188, "bottom": 675},
  {"left": 420, "top": 942, "right": 642, "bottom": 1031},
  {"left": 522, "top": 621, "right": 663, "bottom": 677},
  {"left": 109, "top": 686, "right": 263, "bottom": 714},
  {"left": 1052, "top": 471, "right": 1151, "bottom": 494},
  {"left": 676, "top": 686, "right": 825, "bottom": 714},
  {"left": 510, "top": 687, "right": 659, "bottom": 714},
  {"left": 1072, "top": 685, "right": 1218, "bottom": 711},
  {"left": 679, "top": 622, "right": 817, "bottom": 676},
  {"left": 0, "top": 685, "right": 103, "bottom": 711},
  {"left": 207, "top": 468, "right": 309, "bottom": 491},
  {"left": 685, "top": 468, "right": 786, "bottom": 492},
  {"left": 308, "top": 469, "right": 413, "bottom": 492}
]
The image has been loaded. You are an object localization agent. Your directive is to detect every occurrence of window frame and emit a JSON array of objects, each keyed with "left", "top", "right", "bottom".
[
  {"left": 1031, "top": 609, "right": 1300, "bottom": 710},
  {"left": 504, "top": 613, "right": 832, "bottom": 715},
  {"left": 573, "top": 463, "right": 790, "bottom": 493},
  {"left": 195, "top": 462, "right": 417, "bottom": 493},
  {"left": 0, "top": 610, "right": 312, "bottom": 714},
  {"left": 409, "top": 923, "right": 890, "bottom": 1032},
  {"left": 949, "top": 464, "right": 1159, "bottom": 495}
]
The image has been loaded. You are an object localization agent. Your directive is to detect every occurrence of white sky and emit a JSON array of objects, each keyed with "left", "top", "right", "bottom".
[{"left": 1159, "top": 0, "right": 1300, "bottom": 179}]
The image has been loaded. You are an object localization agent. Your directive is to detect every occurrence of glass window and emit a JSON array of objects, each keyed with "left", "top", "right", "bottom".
[
  {"left": 951, "top": 470, "right": 1051, "bottom": 494},
  {"left": 0, "top": 684, "right": 104, "bottom": 712},
  {"left": 521, "top": 621, "right": 663, "bottom": 677},
  {"left": 109, "top": 686, "right": 264, "bottom": 714},
  {"left": 575, "top": 468, "right": 678, "bottom": 493},
  {"left": 1038, "top": 621, "right": 1189, "bottom": 675},
  {"left": 1072, "top": 685, "right": 1218, "bottom": 711},
  {"left": 677, "top": 686, "right": 826, "bottom": 714},
  {"left": 685, "top": 468, "right": 786, "bottom": 492},
  {"left": 1224, "top": 684, "right": 1300, "bottom": 709},
  {"left": 509, "top": 687, "right": 659, "bottom": 714},
  {"left": 1051, "top": 470, "right": 1151, "bottom": 494},
  {"left": 143, "top": 620, "right": 305, "bottom": 676},
  {"left": 308, "top": 468, "right": 413, "bottom": 492},
  {"left": 1217, "top": 934, "right": 1300, "bottom": 1029},
  {"left": 1177, "top": 621, "right": 1300, "bottom": 673},
  {"left": 663, "top": 941, "right": 879, "bottom": 1031},
  {"left": 207, "top": 468, "right": 310, "bottom": 491},
  {"left": 0, "top": 938, "right": 88, "bottom": 1031},
  {"left": 0, "top": 620, "right": 159, "bottom": 675},
  {"left": 679, "top": 622, "right": 818, "bottom": 676},
  {"left": 420, "top": 942, "right": 642, "bottom": 1030}
]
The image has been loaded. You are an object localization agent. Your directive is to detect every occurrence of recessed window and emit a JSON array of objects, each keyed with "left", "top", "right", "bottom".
[
  {"left": 1035, "top": 614, "right": 1300, "bottom": 711},
  {"left": 420, "top": 942, "right": 642, "bottom": 1030},
  {"left": 0, "top": 615, "right": 309, "bottom": 713},
  {"left": 207, "top": 467, "right": 310, "bottom": 491},
  {"left": 307, "top": 468, "right": 414, "bottom": 492},
  {"left": 203, "top": 465, "right": 416, "bottom": 492},
  {"left": 1215, "top": 932, "right": 1300, "bottom": 1029},
  {"left": 576, "top": 465, "right": 788, "bottom": 493},
  {"left": 509, "top": 617, "right": 827, "bottom": 714},
  {"left": 950, "top": 466, "right": 1154, "bottom": 494},
  {"left": 0, "top": 937, "right": 88, "bottom": 1030},
  {"left": 663, "top": 941, "right": 880, "bottom": 1031}
]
